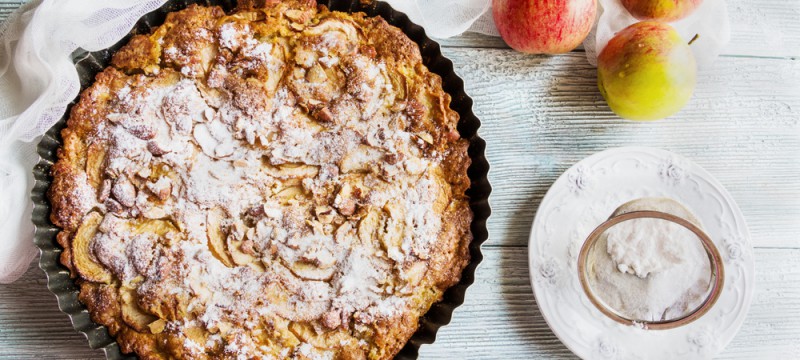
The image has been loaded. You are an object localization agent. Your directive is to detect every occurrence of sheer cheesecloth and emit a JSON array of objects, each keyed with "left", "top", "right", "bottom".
[
  {"left": 0, "top": 0, "right": 727, "bottom": 282},
  {"left": 387, "top": 0, "right": 498, "bottom": 38}
]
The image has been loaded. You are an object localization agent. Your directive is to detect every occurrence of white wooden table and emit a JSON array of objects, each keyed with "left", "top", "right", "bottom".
[{"left": 1, "top": 1, "right": 798, "bottom": 358}]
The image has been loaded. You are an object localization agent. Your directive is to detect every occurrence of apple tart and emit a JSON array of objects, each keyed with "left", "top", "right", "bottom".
[{"left": 47, "top": 0, "right": 472, "bottom": 359}]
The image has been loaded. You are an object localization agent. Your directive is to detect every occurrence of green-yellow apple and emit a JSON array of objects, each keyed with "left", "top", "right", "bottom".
[
  {"left": 597, "top": 21, "right": 696, "bottom": 121},
  {"left": 493, "top": 0, "right": 597, "bottom": 54},
  {"left": 622, "top": 0, "right": 703, "bottom": 22}
]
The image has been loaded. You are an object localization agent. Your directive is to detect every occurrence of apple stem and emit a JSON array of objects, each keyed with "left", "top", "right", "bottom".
[{"left": 688, "top": 34, "right": 700, "bottom": 46}]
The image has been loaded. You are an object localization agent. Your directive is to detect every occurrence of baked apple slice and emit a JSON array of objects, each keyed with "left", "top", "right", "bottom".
[
  {"left": 206, "top": 207, "right": 234, "bottom": 267},
  {"left": 71, "top": 212, "right": 112, "bottom": 283}
]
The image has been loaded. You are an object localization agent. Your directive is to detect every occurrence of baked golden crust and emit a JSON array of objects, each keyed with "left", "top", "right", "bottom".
[{"left": 48, "top": 1, "right": 471, "bottom": 359}]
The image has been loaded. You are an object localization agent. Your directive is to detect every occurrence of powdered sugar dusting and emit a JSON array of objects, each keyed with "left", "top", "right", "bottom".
[
  {"left": 68, "top": 172, "right": 97, "bottom": 215},
  {"left": 64, "top": 5, "right": 466, "bottom": 359}
]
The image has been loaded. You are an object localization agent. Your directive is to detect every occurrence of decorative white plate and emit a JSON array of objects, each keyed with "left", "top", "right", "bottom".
[{"left": 528, "top": 147, "right": 754, "bottom": 359}]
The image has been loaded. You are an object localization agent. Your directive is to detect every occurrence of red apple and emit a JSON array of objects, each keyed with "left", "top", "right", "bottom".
[
  {"left": 493, "top": 0, "right": 597, "bottom": 54},
  {"left": 621, "top": 0, "right": 703, "bottom": 22}
]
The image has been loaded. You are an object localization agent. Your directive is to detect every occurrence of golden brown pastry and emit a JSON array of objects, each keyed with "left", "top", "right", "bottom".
[{"left": 48, "top": 1, "right": 472, "bottom": 359}]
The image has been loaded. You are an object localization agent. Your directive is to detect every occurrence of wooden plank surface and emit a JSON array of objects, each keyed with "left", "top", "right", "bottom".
[
  {"left": 0, "top": 0, "right": 22, "bottom": 19},
  {"left": 0, "top": 0, "right": 798, "bottom": 359},
  {"left": 438, "top": 49, "right": 800, "bottom": 249}
]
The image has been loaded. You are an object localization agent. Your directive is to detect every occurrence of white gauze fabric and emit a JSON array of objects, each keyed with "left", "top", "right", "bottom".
[
  {"left": 0, "top": 0, "right": 167, "bottom": 283},
  {"left": 387, "top": 0, "right": 498, "bottom": 38},
  {"left": 584, "top": 0, "right": 731, "bottom": 67}
]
